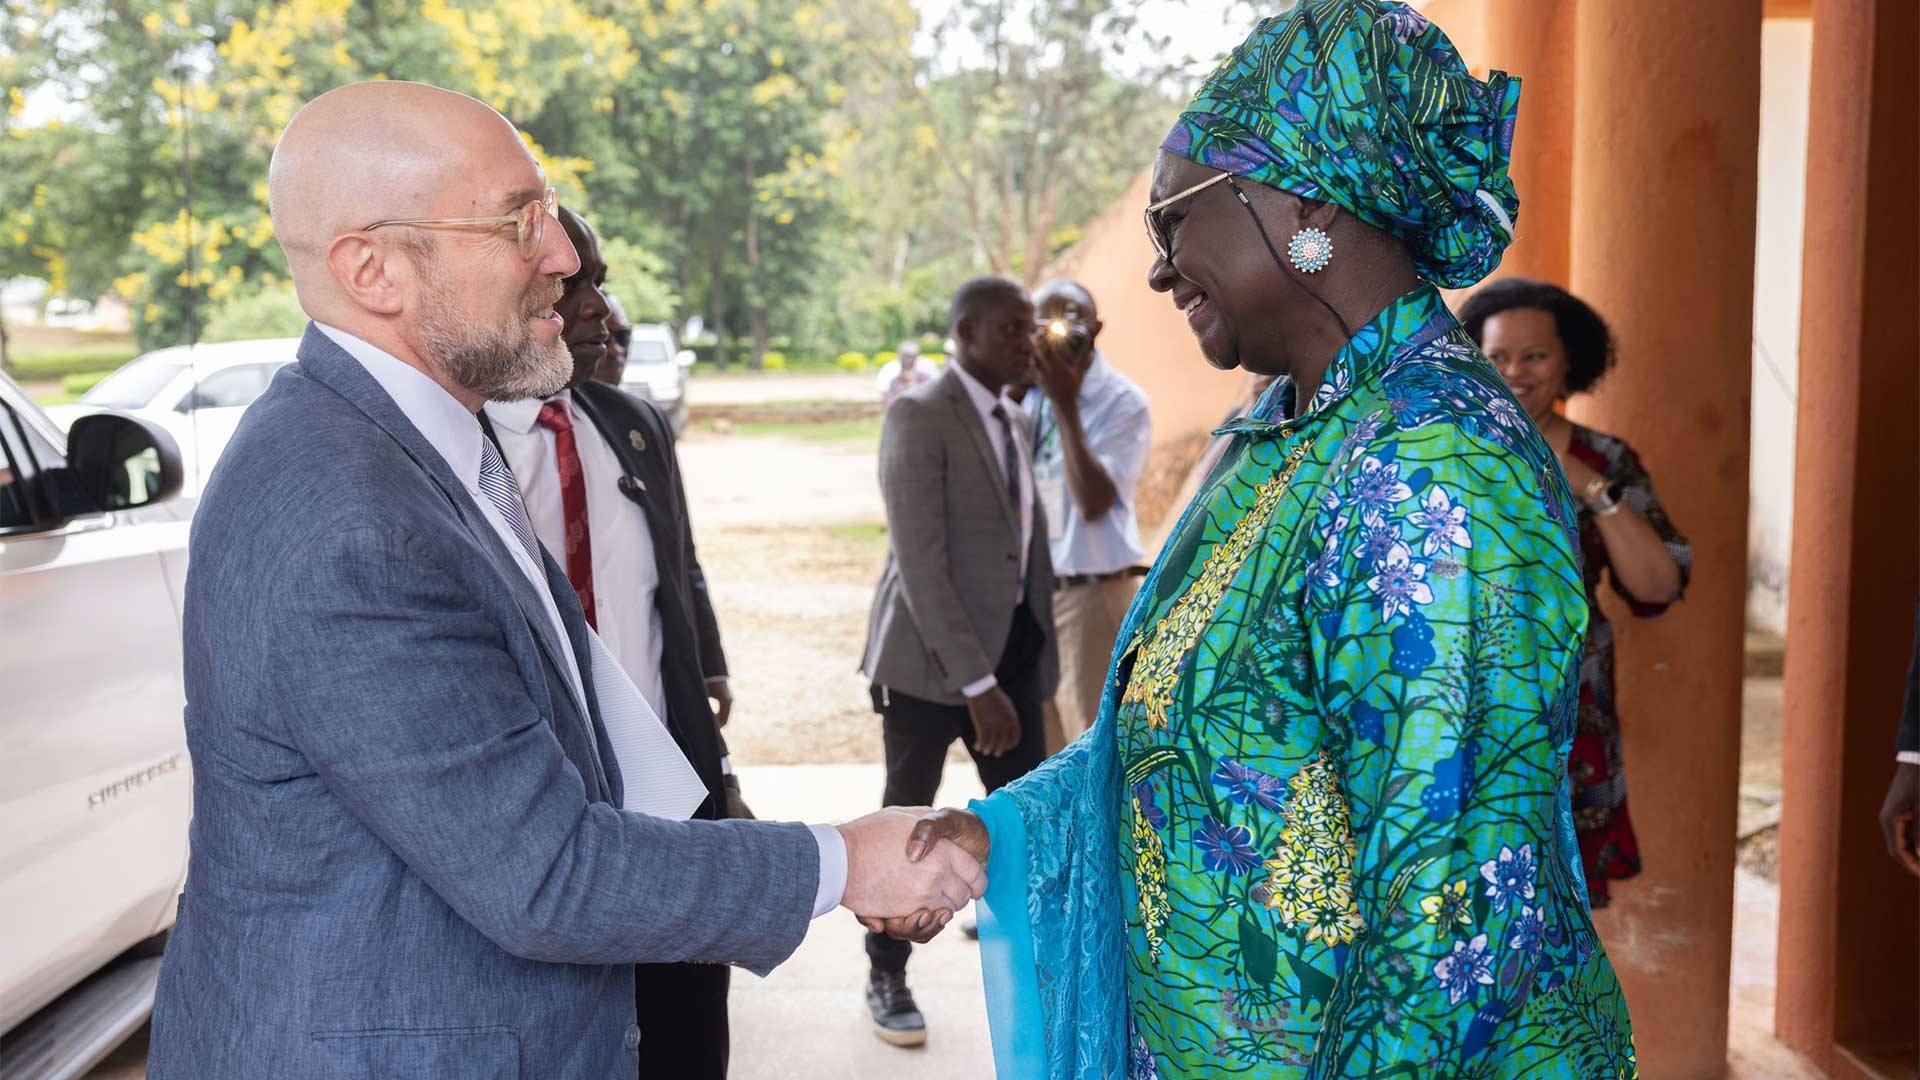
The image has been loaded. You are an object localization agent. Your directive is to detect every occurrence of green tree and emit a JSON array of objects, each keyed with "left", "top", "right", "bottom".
[{"left": 904, "top": 0, "right": 1183, "bottom": 284}]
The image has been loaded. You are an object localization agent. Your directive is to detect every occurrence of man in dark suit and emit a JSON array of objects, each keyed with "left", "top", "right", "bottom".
[
  {"left": 483, "top": 206, "right": 744, "bottom": 1077},
  {"left": 857, "top": 276, "right": 1059, "bottom": 1045}
]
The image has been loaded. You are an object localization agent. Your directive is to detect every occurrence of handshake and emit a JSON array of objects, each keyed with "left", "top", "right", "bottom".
[{"left": 834, "top": 807, "right": 992, "bottom": 942}]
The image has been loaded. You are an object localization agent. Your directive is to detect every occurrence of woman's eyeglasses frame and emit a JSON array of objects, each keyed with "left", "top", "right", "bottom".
[{"left": 1143, "top": 170, "right": 1234, "bottom": 261}]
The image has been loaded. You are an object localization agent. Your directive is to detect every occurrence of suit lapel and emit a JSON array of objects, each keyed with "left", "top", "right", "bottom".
[
  {"left": 570, "top": 388, "right": 699, "bottom": 749},
  {"left": 940, "top": 369, "right": 1019, "bottom": 534},
  {"left": 298, "top": 328, "right": 611, "bottom": 800}
]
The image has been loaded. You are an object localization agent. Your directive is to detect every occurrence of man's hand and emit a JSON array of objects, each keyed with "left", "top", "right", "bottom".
[
  {"left": 723, "top": 785, "right": 755, "bottom": 820},
  {"left": 706, "top": 676, "right": 734, "bottom": 727},
  {"left": 1879, "top": 763, "right": 1920, "bottom": 877},
  {"left": 838, "top": 807, "right": 986, "bottom": 924},
  {"left": 1031, "top": 333, "right": 1092, "bottom": 407},
  {"left": 863, "top": 808, "right": 993, "bottom": 941},
  {"left": 966, "top": 686, "right": 1022, "bottom": 758}
]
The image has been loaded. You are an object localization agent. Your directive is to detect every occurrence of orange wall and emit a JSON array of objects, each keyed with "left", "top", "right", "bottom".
[{"left": 1048, "top": 170, "right": 1246, "bottom": 451}]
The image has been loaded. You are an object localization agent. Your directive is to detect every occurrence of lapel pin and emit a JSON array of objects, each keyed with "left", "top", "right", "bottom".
[{"left": 628, "top": 430, "right": 647, "bottom": 452}]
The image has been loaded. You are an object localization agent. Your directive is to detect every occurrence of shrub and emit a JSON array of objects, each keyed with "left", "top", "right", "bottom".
[
  {"left": 761, "top": 350, "right": 788, "bottom": 371},
  {"left": 9, "top": 342, "right": 140, "bottom": 379},
  {"left": 924, "top": 353, "right": 947, "bottom": 368},
  {"left": 872, "top": 350, "right": 898, "bottom": 369},
  {"left": 835, "top": 351, "right": 869, "bottom": 371},
  {"left": 202, "top": 284, "right": 308, "bottom": 343}
]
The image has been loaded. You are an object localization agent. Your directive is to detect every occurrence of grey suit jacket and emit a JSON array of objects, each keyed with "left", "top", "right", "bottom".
[
  {"left": 149, "top": 325, "right": 819, "bottom": 1080},
  {"left": 861, "top": 366, "right": 1059, "bottom": 705}
]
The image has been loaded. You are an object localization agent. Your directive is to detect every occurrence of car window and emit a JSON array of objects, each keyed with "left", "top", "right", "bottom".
[
  {"left": 82, "top": 355, "right": 188, "bottom": 409},
  {"left": 628, "top": 340, "right": 671, "bottom": 365},
  {"left": 0, "top": 406, "right": 33, "bottom": 528},
  {"left": 184, "top": 364, "right": 276, "bottom": 411}
]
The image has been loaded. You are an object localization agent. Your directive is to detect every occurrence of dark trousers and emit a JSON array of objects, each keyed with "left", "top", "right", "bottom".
[
  {"left": 635, "top": 961, "right": 729, "bottom": 1078},
  {"left": 865, "top": 602, "right": 1049, "bottom": 975}
]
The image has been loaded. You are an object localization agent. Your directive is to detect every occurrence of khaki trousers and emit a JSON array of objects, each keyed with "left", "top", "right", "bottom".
[{"left": 1043, "top": 573, "right": 1141, "bottom": 754}]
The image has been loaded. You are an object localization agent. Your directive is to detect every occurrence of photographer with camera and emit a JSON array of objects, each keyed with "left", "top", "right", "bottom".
[{"left": 1024, "top": 279, "right": 1152, "bottom": 752}]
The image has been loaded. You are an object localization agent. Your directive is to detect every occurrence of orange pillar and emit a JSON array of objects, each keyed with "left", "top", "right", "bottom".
[
  {"left": 1773, "top": 0, "right": 1920, "bottom": 1074},
  {"left": 1562, "top": 2, "right": 1761, "bottom": 1077},
  {"left": 1475, "top": 0, "right": 1575, "bottom": 286}
]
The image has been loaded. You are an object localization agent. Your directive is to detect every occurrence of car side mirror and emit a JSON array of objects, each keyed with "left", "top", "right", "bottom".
[
  {"left": 675, "top": 350, "right": 696, "bottom": 369},
  {"left": 65, "top": 411, "right": 184, "bottom": 512}
]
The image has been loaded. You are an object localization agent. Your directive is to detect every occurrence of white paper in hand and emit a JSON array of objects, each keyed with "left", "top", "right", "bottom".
[{"left": 585, "top": 628, "right": 708, "bottom": 820}]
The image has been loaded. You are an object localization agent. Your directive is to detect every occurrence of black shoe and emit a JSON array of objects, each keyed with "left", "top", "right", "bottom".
[
  {"left": 865, "top": 968, "right": 927, "bottom": 1047},
  {"left": 959, "top": 914, "right": 979, "bottom": 941}
]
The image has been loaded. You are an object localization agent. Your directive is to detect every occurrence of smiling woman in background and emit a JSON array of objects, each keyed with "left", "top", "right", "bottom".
[{"left": 1461, "top": 277, "right": 1691, "bottom": 910}]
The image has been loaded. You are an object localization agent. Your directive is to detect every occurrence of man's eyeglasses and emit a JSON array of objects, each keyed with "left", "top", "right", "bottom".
[
  {"left": 363, "top": 187, "right": 558, "bottom": 260},
  {"left": 1143, "top": 170, "right": 1233, "bottom": 261}
]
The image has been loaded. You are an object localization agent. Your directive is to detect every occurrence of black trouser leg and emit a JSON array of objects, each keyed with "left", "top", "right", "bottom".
[
  {"left": 634, "top": 961, "right": 730, "bottom": 1079},
  {"left": 866, "top": 685, "right": 959, "bottom": 974},
  {"left": 964, "top": 602, "right": 1049, "bottom": 793}
]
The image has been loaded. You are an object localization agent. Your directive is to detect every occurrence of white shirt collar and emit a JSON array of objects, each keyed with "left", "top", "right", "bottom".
[
  {"left": 952, "top": 360, "right": 1014, "bottom": 422},
  {"left": 485, "top": 390, "right": 570, "bottom": 437},
  {"left": 315, "top": 322, "right": 485, "bottom": 493}
]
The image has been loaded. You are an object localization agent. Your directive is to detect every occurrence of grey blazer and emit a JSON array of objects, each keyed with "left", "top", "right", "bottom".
[
  {"left": 149, "top": 325, "right": 819, "bottom": 1080},
  {"left": 861, "top": 366, "right": 1059, "bottom": 705}
]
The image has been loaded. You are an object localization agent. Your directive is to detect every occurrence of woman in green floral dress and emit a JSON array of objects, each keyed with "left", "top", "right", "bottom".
[{"left": 885, "top": 3, "right": 1637, "bottom": 1076}]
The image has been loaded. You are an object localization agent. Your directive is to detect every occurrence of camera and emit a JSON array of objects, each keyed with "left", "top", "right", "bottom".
[{"left": 1038, "top": 313, "right": 1092, "bottom": 355}]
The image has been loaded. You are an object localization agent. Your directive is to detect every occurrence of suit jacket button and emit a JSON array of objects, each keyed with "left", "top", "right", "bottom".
[{"left": 624, "top": 1024, "right": 642, "bottom": 1051}]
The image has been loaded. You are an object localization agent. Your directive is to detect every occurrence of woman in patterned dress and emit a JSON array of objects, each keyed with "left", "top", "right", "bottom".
[
  {"left": 879, "top": 4, "right": 1636, "bottom": 1076},
  {"left": 1460, "top": 278, "right": 1691, "bottom": 908}
]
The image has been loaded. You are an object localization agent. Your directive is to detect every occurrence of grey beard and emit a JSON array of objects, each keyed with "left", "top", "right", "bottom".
[{"left": 414, "top": 256, "right": 572, "bottom": 403}]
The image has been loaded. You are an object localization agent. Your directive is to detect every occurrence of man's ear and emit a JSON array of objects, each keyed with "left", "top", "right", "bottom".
[{"left": 326, "top": 232, "right": 408, "bottom": 316}]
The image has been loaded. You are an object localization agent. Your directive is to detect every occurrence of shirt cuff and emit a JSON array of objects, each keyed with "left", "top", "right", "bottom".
[
  {"left": 961, "top": 673, "right": 999, "bottom": 698},
  {"left": 719, "top": 756, "right": 734, "bottom": 776},
  {"left": 1897, "top": 751, "right": 1920, "bottom": 766},
  {"left": 808, "top": 823, "right": 848, "bottom": 918}
]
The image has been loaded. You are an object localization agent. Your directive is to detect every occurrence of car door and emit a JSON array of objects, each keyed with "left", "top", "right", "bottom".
[{"left": 0, "top": 380, "right": 192, "bottom": 1036}]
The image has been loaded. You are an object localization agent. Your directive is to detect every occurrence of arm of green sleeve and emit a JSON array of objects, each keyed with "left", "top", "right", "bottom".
[{"left": 1307, "top": 428, "right": 1587, "bottom": 1072}]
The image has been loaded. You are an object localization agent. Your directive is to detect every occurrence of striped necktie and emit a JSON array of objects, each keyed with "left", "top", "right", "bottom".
[{"left": 477, "top": 437, "right": 543, "bottom": 567}]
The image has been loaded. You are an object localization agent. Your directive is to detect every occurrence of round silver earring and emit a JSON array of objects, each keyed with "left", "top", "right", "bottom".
[{"left": 1287, "top": 227, "right": 1334, "bottom": 273}]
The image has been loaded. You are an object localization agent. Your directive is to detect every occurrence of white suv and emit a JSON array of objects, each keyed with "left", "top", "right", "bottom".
[
  {"left": 0, "top": 369, "right": 193, "bottom": 1076},
  {"left": 617, "top": 323, "right": 695, "bottom": 434}
]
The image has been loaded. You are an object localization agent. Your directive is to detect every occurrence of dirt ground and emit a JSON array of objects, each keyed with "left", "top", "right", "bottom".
[{"left": 677, "top": 423, "right": 894, "bottom": 766}]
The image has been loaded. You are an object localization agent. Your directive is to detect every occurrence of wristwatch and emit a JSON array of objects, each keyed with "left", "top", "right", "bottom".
[{"left": 1582, "top": 476, "right": 1625, "bottom": 517}]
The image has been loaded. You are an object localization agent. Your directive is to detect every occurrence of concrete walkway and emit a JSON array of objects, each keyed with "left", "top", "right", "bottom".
[{"left": 732, "top": 764, "right": 993, "bottom": 1080}]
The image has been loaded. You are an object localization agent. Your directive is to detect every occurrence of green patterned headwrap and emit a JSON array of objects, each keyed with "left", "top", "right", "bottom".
[{"left": 1162, "top": 0, "right": 1521, "bottom": 288}]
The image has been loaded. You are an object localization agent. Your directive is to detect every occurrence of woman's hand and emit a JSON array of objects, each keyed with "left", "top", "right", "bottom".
[
  {"left": 857, "top": 808, "right": 992, "bottom": 942},
  {"left": 1557, "top": 449, "right": 1603, "bottom": 498}
]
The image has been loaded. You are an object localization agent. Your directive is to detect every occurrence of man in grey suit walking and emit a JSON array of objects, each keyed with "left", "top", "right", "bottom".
[
  {"left": 858, "top": 276, "right": 1059, "bottom": 1044},
  {"left": 149, "top": 81, "right": 983, "bottom": 1080}
]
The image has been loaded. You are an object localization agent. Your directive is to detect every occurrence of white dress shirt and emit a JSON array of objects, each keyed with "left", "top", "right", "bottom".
[
  {"left": 1022, "top": 351, "right": 1152, "bottom": 576},
  {"left": 317, "top": 324, "right": 845, "bottom": 917},
  {"left": 484, "top": 392, "right": 668, "bottom": 722},
  {"left": 951, "top": 361, "right": 1034, "bottom": 699}
]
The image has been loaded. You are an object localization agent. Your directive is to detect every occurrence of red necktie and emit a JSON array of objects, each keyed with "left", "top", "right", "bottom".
[{"left": 535, "top": 399, "right": 596, "bottom": 629}]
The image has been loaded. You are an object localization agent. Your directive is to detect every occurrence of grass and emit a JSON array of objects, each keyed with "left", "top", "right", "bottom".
[
  {"left": 822, "top": 521, "right": 890, "bottom": 560},
  {"left": 8, "top": 341, "right": 140, "bottom": 379},
  {"left": 724, "top": 416, "right": 882, "bottom": 444}
]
